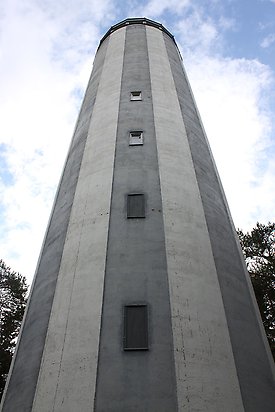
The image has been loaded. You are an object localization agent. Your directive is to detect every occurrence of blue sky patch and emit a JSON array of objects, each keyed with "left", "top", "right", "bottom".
[{"left": 0, "top": 144, "right": 14, "bottom": 186}]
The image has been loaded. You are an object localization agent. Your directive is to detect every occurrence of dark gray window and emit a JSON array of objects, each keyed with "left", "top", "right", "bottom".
[
  {"left": 129, "top": 131, "right": 143, "bottom": 146},
  {"left": 130, "top": 91, "right": 142, "bottom": 101},
  {"left": 127, "top": 194, "right": 145, "bottom": 218},
  {"left": 123, "top": 305, "right": 148, "bottom": 350}
]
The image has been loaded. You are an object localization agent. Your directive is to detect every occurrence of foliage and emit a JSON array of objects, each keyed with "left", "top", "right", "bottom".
[
  {"left": 237, "top": 222, "right": 275, "bottom": 360},
  {"left": 0, "top": 259, "right": 28, "bottom": 401}
]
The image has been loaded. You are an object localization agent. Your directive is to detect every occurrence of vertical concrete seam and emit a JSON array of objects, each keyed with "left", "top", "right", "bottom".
[
  {"left": 1, "top": 41, "right": 110, "bottom": 412},
  {"left": 163, "top": 32, "right": 275, "bottom": 405},
  {"left": 165, "top": 32, "right": 274, "bottom": 405},
  {"left": 146, "top": 24, "right": 184, "bottom": 409},
  {"left": 162, "top": 33, "right": 244, "bottom": 410},
  {"left": 148, "top": 26, "right": 244, "bottom": 411},
  {"left": 32, "top": 28, "right": 126, "bottom": 410},
  {"left": 92, "top": 26, "right": 126, "bottom": 412},
  {"left": 51, "top": 198, "right": 89, "bottom": 412},
  {"left": 145, "top": 25, "right": 179, "bottom": 412},
  {"left": 161, "top": 30, "right": 239, "bottom": 372},
  {"left": 30, "top": 40, "right": 110, "bottom": 412}
]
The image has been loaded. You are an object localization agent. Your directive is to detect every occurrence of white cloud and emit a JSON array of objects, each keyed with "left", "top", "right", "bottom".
[
  {"left": 130, "top": 0, "right": 190, "bottom": 20},
  {"left": 155, "top": 3, "right": 275, "bottom": 230},
  {"left": 0, "top": 0, "right": 116, "bottom": 282},
  {"left": 260, "top": 33, "right": 275, "bottom": 48},
  {"left": 184, "top": 55, "right": 274, "bottom": 229},
  {"left": 1, "top": 0, "right": 275, "bottom": 286},
  {"left": 218, "top": 16, "right": 236, "bottom": 31},
  {"left": 174, "top": 14, "right": 220, "bottom": 55}
]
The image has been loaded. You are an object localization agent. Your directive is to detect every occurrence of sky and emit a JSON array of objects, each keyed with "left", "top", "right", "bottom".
[{"left": 1, "top": 0, "right": 275, "bottom": 284}]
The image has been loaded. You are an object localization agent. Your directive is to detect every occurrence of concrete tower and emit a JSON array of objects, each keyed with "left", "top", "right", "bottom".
[{"left": 1, "top": 18, "right": 275, "bottom": 412}]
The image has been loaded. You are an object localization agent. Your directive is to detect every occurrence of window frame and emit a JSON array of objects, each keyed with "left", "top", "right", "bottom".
[
  {"left": 123, "top": 304, "right": 149, "bottom": 351},
  {"left": 130, "top": 91, "right": 142, "bottom": 101},
  {"left": 127, "top": 193, "right": 146, "bottom": 218},
  {"left": 129, "top": 131, "right": 144, "bottom": 146}
]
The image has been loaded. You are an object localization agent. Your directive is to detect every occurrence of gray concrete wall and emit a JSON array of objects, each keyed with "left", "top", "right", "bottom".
[
  {"left": 2, "top": 18, "right": 274, "bottom": 412},
  {"left": 94, "top": 24, "right": 178, "bottom": 412},
  {"left": 0, "top": 33, "right": 109, "bottom": 412},
  {"left": 31, "top": 28, "right": 126, "bottom": 412},
  {"left": 147, "top": 25, "right": 244, "bottom": 411},
  {"left": 162, "top": 30, "right": 275, "bottom": 412}
]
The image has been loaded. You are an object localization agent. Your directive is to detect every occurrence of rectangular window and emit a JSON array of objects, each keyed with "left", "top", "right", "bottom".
[
  {"left": 130, "top": 91, "right": 142, "bottom": 101},
  {"left": 124, "top": 305, "right": 148, "bottom": 350},
  {"left": 129, "top": 131, "right": 143, "bottom": 146},
  {"left": 127, "top": 194, "right": 145, "bottom": 218}
]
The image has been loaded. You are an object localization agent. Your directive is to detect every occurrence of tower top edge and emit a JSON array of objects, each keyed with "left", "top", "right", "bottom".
[{"left": 98, "top": 17, "right": 176, "bottom": 48}]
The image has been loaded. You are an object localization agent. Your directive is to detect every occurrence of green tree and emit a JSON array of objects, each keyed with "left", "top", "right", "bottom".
[
  {"left": 237, "top": 222, "right": 275, "bottom": 360},
  {"left": 0, "top": 259, "right": 28, "bottom": 401}
]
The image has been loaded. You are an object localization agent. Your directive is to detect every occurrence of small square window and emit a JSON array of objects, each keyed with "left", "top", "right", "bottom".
[
  {"left": 129, "top": 131, "right": 143, "bottom": 146},
  {"left": 123, "top": 305, "right": 148, "bottom": 350},
  {"left": 130, "top": 91, "right": 142, "bottom": 101},
  {"left": 127, "top": 194, "right": 145, "bottom": 218}
]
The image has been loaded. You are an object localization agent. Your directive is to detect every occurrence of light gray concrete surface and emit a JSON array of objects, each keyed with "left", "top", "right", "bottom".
[
  {"left": 0, "top": 30, "right": 109, "bottom": 412},
  {"left": 31, "top": 28, "right": 126, "bottom": 412},
  {"left": 162, "top": 29, "right": 275, "bottom": 412},
  {"left": 147, "top": 25, "right": 244, "bottom": 411},
  {"left": 94, "top": 24, "right": 178, "bottom": 412},
  {"left": 2, "top": 18, "right": 275, "bottom": 412}
]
